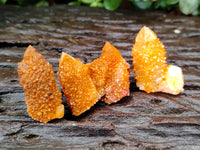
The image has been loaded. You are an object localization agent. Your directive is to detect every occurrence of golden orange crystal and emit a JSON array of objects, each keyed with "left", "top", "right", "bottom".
[
  {"left": 58, "top": 42, "right": 130, "bottom": 116},
  {"left": 100, "top": 42, "right": 130, "bottom": 104},
  {"left": 132, "top": 26, "right": 184, "bottom": 94},
  {"left": 18, "top": 46, "right": 64, "bottom": 123},
  {"left": 58, "top": 53, "right": 99, "bottom": 116}
]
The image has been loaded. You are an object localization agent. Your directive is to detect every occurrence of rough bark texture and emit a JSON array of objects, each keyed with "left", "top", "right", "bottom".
[{"left": 0, "top": 5, "right": 200, "bottom": 149}]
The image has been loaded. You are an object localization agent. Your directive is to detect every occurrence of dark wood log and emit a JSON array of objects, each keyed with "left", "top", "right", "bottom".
[{"left": 0, "top": 5, "right": 200, "bottom": 149}]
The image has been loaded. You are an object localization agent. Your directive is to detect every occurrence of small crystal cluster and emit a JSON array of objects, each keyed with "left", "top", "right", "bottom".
[
  {"left": 132, "top": 26, "right": 184, "bottom": 94},
  {"left": 58, "top": 42, "right": 130, "bottom": 116},
  {"left": 99, "top": 42, "right": 130, "bottom": 104},
  {"left": 58, "top": 53, "right": 99, "bottom": 116},
  {"left": 18, "top": 46, "right": 64, "bottom": 123}
]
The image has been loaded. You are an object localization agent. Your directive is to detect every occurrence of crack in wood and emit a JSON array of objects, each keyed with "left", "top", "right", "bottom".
[{"left": 0, "top": 41, "right": 39, "bottom": 48}]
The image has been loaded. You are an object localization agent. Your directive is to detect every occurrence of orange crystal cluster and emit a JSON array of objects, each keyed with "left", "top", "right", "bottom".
[
  {"left": 58, "top": 42, "right": 130, "bottom": 116},
  {"left": 18, "top": 46, "right": 64, "bottom": 123},
  {"left": 132, "top": 26, "right": 168, "bottom": 93},
  {"left": 132, "top": 26, "right": 184, "bottom": 94},
  {"left": 58, "top": 53, "right": 99, "bottom": 116},
  {"left": 99, "top": 42, "right": 130, "bottom": 104}
]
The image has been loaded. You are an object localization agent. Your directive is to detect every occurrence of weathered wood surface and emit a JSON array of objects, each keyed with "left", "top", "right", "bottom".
[{"left": 0, "top": 5, "right": 200, "bottom": 149}]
